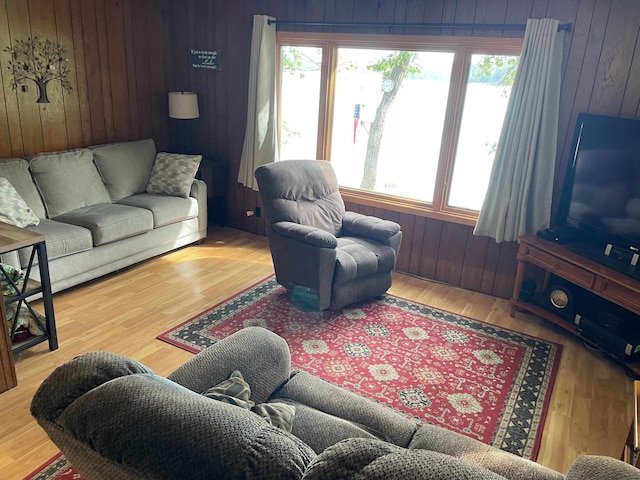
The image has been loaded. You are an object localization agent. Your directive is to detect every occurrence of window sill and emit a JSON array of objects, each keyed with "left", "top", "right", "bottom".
[{"left": 340, "top": 188, "right": 479, "bottom": 227}]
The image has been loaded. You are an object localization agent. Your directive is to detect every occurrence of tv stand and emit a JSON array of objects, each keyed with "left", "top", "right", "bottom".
[{"left": 511, "top": 235, "right": 640, "bottom": 373}]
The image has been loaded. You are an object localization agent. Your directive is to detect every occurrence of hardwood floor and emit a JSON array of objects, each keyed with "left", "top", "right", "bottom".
[{"left": 0, "top": 227, "right": 633, "bottom": 478}]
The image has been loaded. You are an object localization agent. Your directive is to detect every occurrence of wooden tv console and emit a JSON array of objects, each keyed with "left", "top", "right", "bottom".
[{"left": 511, "top": 235, "right": 640, "bottom": 371}]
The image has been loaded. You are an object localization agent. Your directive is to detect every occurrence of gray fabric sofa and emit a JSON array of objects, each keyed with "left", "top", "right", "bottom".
[
  {"left": 31, "top": 327, "right": 638, "bottom": 479},
  {"left": 0, "top": 139, "right": 207, "bottom": 293}
]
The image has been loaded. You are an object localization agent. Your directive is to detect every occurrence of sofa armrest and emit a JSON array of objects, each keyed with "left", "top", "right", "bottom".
[
  {"left": 31, "top": 351, "right": 154, "bottom": 424},
  {"left": 566, "top": 455, "right": 640, "bottom": 479},
  {"left": 272, "top": 221, "right": 338, "bottom": 248},
  {"left": 0, "top": 250, "right": 21, "bottom": 269},
  {"left": 168, "top": 327, "right": 292, "bottom": 404},
  {"left": 190, "top": 178, "right": 207, "bottom": 199},
  {"left": 341, "top": 211, "right": 401, "bottom": 243},
  {"left": 190, "top": 178, "right": 208, "bottom": 233}
]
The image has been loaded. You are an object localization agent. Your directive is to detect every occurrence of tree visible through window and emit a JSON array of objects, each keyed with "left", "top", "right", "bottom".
[{"left": 278, "top": 33, "right": 522, "bottom": 225}]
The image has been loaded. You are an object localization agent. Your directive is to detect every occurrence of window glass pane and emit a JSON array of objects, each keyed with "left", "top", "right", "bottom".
[
  {"left": 448, "top": 54, "right": 518, "bottom": 211},
  {"left": 329, "top": 49, "right": 454, "bottom": 203},
  {"left": 279, "top": 46, "right": 322, "bottom": 160}
]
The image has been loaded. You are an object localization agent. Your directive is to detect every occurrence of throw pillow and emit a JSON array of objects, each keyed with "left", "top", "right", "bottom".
[
  {"left": 146, "top": 152, "right": 202, "bottom": 198},
  {"left": 202, "top": 370, "right": 296, "bottom": 432},
  {"left": 91, "top": 139, "right": 157, "bottom": 202},
  {"left": 29, "top": 148, "right": 112, "bottom": 218},
  {"left": 0, "top": 177, "right": 40, "bottom": 227},
  {"left": 1, "top": 262, "right": 24, "bottom": 296},
  {"left": 0, "top": 158, "right": 46, "bottom": 218},
  {"left": 252, "top": 402, "right": 296, "bottom": 432},
  {"left": 202, "top": 370, "right": 253, "bottom": 409}
]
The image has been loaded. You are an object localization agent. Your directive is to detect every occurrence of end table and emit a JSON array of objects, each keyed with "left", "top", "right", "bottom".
[
  {"left": 0, "top": 298, "right": 16, "bottom": 392},
  {"left": 0, "top": 222, "right": 57, "bottom": 391},
  {"left": 198, "top": 159, "right": 228, "bottom": 226}
]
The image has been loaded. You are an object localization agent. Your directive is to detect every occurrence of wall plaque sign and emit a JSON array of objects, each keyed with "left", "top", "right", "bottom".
[{"left": 190, "top": 49, "right": 220, "bottom": 70}]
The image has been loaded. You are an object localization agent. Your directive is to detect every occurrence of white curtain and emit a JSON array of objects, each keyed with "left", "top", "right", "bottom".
[
  {"left": 474, "top": 18, "right": 564, "bottom": 243},
  {"left": 238, "top": 15, "right": 278, "bottom": 190}
]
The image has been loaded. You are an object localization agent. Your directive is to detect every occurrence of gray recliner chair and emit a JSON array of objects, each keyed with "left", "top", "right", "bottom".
[{"left": 254, "top": 160, "right": 402, "bottom": 310}]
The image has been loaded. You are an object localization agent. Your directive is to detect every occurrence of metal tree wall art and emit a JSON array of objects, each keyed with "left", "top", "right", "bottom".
[{"left": 5, "top": 37, "right": 72, "bottom": 103}]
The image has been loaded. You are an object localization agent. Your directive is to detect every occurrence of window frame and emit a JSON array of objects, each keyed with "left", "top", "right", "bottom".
[{"left": 277, "top": 32, "right": 523, "bottom": 226}]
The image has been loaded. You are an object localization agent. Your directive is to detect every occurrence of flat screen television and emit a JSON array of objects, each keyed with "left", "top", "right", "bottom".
[{"left": 558, "top": 112, "right": 640, "bottom": 275}]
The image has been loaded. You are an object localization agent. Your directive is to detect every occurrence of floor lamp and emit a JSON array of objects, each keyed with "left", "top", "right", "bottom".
[{"left": 168, "top": 91, "right": 199, "bottom": 154}]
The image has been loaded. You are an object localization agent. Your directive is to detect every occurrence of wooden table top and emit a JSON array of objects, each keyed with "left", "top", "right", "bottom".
[{"left": 0, "top": 222, "right": 45, "bottom": 255}]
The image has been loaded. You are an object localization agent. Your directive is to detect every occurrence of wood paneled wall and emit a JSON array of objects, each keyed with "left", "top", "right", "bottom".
[
  {"left": 0, "top": 0, "right": 172, "bottom": 158},
  {"left": 166, "top": 0, "right": 640, "bottom": 298},
  {"left": 5, "top": 1, "right": 640, "bottom": 299}
]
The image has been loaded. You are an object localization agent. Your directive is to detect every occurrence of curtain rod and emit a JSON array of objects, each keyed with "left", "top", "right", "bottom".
[{"left": 267, "top": 19, "right": 572, "bottom": 33}]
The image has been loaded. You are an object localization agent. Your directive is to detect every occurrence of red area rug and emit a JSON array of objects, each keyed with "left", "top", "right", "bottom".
[
  {"left": 27, "top": 276, "right": 561, "bottom": 479},
  {"left": 159, "top": 276, "right": 561, "bottom": 460},
  {"left": 23, "top": 453, "right": 76, "bottom": 480}
]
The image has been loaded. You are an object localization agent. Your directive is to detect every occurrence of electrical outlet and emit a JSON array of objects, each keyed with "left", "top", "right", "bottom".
[
  {"left": 254, "top": 207, "right": 261, "bottom": 217},
  {"left": 246, "top": 210, "right": 255, "bottom": 217}
]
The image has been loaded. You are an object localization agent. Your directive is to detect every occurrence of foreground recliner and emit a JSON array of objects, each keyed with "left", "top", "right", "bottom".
[
  {"left": 254, "top": 160, "right": 402, "bottom": 310},
  {"left": 31, "top": 327, "right": 639, "bottom": 479}
]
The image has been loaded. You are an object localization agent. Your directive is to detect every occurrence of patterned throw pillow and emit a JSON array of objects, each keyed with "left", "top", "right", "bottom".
[
  {"left": 0, "top": 177, "right": 40, "bottom": 227},
  {"left": 1, "top": 262, "right": 24, "bottom": 296},
  {"left": 202, "top": 370, "right": 253, "bottom": 408},
  {"left": 145, "top": 152, "right": 202, "bottom": 198},
  {"left": 202, "top": 370, "right": 296, "bottom": 432}
]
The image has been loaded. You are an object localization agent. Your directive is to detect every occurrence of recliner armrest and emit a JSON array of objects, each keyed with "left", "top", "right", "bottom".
[
  {"left": 272, "top": 221, "right": 338, "bottom": 248},
  {"left": 341, "top": 211, "right": 401, "bottom": 242},
  {"left": 168, "top": 327, "right": 292, "bottom": 404},
  {"left": 31, "top": 351, "right": 155, "bottom": 424}
]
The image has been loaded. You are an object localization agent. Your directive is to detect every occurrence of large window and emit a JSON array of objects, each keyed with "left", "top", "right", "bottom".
[{"left": 278, "top": 33, "right": 522, "bottom": 225}]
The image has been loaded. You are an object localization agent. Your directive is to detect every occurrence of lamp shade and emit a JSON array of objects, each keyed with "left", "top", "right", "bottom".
[{"left": 168, "top": 91, "right": 199, "bottom": 119}]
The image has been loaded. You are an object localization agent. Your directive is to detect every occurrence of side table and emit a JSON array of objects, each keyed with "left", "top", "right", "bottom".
[
  {"left": 198, "top": 159, "right": 228, "bottom": 226},
  {"left": 0, "top": 297, "right": 17, "bottom": 392},
  {"left": 0, "top": 222, "right": 57, "bottom": 364}
]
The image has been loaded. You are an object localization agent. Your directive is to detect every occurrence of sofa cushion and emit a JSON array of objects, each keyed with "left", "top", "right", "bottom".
[
  {"left": 303, "top": 438, "right": 507, "bottom": 480},
  {"left": 146, "top": 152, "right": 202, "bottom": 198},
  {"left": 277, "top": 400, "right": 384, "bottom": 454},
  {"left": 18, "top": 219, "right": 93, "bottom": 267},
  {"left": 273, "top": 370, "right": 418, "bottom": 449},
  {"left": 0, "top": 158, "right": 46, "bottom": 218},
  {"left": 91, "top": 139, "right": 157, "bottom": 202},
  {"left": 0, "top": 177, "right": 40, "bottom": 227},
  {"left": 117, "top": 193, "right": 198, "bottom": 227},
  {"left": 54, "top": 204, "right": 153, "bottom": 246},
  {"left": 29, "top": 149, "right": 111, "bottom": 218}
]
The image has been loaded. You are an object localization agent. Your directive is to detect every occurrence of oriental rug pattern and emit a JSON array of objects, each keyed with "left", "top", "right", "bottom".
[{"left": 24, "top": 453, "right": 76, "bottom": 480}]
